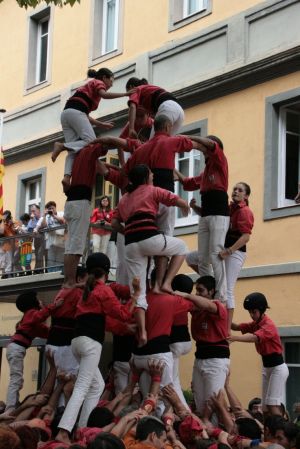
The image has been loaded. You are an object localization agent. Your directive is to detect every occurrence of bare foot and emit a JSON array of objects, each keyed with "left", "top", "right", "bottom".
[
  {"left": 151, "top": 285, "right": 164, "bottom": 295},
  {"left": 51, "top": 142, "right": 65, "bottom": 162},
  {"left": 56, "top": 429, "right": 71, "bottom": 444},
  {"left": 62, "top": 175, "right": 71, "bottom": 193},
  {"left": 161, "top": 283, "right": 174, "bottom": 294}
]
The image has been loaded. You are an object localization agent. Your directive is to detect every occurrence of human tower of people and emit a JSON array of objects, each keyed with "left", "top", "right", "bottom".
[{"left": 1, "top": 68, "right": 293, "bottom": 449}]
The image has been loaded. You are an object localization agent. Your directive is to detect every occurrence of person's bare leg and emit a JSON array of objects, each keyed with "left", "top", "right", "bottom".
[
  {"left": 152, "top": 256, "right": 168, "bottom": 294},
  {"left": 268, "top": 405, "right": 283, "bottom": 416},
  {"left": 55, "top": 428, "right": 71, "bottom": 444},
  {"left": 51, "top": 142, "right": 66, "bottom": 162},
  {"left": 134, "top": 308, "right": 147, "bottom": 347},
  {"left": 63, "top": 254, "right": 81, "bottom": 288},
  {"left": 161, "top": 255, "right": 185, "bottom": 293}
]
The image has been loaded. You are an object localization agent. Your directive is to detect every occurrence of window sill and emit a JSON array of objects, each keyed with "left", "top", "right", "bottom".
[
  {"left": 174, "top": 222, "right": 198, "bottom": 236},
  {"left": 89, "top": 48, "right": 123, "bottom": 67},
  {"left": 265, "top": 203, "right": 300, "bottom": 220},
  {"left": 24, "top": 80, "right": 51, "bottom": 96},
  {"left": 169, "top": 6, "right": 212, "bottom": 32}
]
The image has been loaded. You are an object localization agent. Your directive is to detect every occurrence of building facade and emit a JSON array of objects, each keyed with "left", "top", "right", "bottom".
[{"left": 0, "top": 0, "right": 300, "bottom": 412}]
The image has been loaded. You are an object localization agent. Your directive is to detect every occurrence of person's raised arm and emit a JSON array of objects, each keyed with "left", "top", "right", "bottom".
[
  {"left": 98, "top": 87, "right": 135, "bottom": 100},
  {"left": 128, "top": 103, "right": 138, "bottom": 138},
  {"left": 174, "top": 291, "right": 217, "bottom": 314}
]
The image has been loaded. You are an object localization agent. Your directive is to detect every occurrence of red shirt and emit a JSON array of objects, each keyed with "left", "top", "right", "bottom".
[
  {"left": 76, "top": 79, "right": 107, "bottom": 112},
  {"left": 145, "top": 292, "right": 194, "bottom": 341},
  {"left": 200, "top": 143, "right": 228, "bottom": 192},
  {"left": 114, "top": 184, "right": 179, "bottom": 224},
  {"left": 181, "top": 174, "right": 203, "bottom": 191},
  {"left": 229, "top": 201, "right": 254, "bottom": 234},
  {"left": 128, "top": 84, "right": 166, "bottom": 114},
  {"left": 105, "top": 167, "right": 128, "bottom": 193},
  {"left": 120, "top": 115, "right": 154, "bottom": 142},
  {"left": 11, "top": 307, "right": 52, "bottom": 347},
  {"left": 75, "top": 280, "right": 132, "bottom": 321},
  {"left": 90, "top": 208, "right": 113, "bottom": 236},
  {"left": 70, "top": 143, "right": 107, "bottom": 189},
  {"left": 125, "top": 132, "right": 194, "bottom": 172},
  {"left": 191, "top": 301, "right": 228, "bottom": 343},
  {"left": 51, "top": 287, "right": 82, "bottom": 319},
  {"left": 240, "top": 314, "right": 283, "bottom": 356}
]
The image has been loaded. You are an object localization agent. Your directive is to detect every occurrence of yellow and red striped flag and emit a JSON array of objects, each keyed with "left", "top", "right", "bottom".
[{"left": 0, "top": 148, "right": 4, "bottom": 220}]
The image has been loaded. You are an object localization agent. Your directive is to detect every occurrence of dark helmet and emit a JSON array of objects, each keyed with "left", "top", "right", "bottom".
[
  {"left": 16, "top": 290, "right": 39, "bottom": 312},
  {"left": 171, "top": 274, "right": 194, "bottom": 294},
  {"left": 86, "top": 252, "right": 110, "bottom": 274},
  {"left": 243, "top": 292, "right": 269, "bottom": 313}
]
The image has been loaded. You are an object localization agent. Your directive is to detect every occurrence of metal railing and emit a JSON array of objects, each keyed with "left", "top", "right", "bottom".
[{"left": 0, "top": 223, "right": 117, "bottom": 279}]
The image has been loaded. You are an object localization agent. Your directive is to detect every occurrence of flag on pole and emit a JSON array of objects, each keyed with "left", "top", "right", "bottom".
[{"left": 0, "top": 148, "right": 4, "bottom": 220}]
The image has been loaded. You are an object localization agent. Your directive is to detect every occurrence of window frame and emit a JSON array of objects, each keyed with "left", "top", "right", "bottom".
[
  {"left": 25, "top": 6, "right": 53, "bottom": 93},
  {"left": 25, "top": 178, "right": 42, "bottom": 213},
  {"left": 16, "top": 168, "right": 46, "bottom": 219},
  {"left": 169, "top": 0, "right": 212, "bottom": 32},
  {"left": 264, "top": 87, "right": 300, "bottom": 220},
  {"left": 90, "top": 0, "right": 123, "bottom": 66},
  {"left": 101, "top": 0, "right": 119, "bottom": 55},
  {"left": 35, "top": 17, "right": 49, "bottom": 85},
  {"left": 282, "top": 337, "right": 300, "bottom": 415},
  {"left": 174, "top": 119, "right": 207, "bottom": 232}
]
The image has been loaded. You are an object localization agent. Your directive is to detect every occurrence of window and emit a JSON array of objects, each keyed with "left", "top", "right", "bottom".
[
  {"left": 278, "top": 103, "right": 300, "bottom": 207},
  {"left": 91, "top": 0, "right": 122, "bottom": 64},
  {"left": 264, "top": 88, "right": 300, "bottom": 219},
  {"left": 36, "top": 18, "right": 49, "bottom": 84},
  {"left": 94, "top": 154, "right": 119, "bottom": 209},
  {"left": 283, "top": 339, "right": 300, "bottom": 416},
  {"left": 169, "top": 0, "right": 212, "bottom": 31},
  {"left": 174, "top": 120, "right": 207, "bottom": 228},
  {"left": 27, "top": 7, "right": 52, "bottom": 90},
  {"left": 16, "top": 168, "right": 46, "bottom": 219},
  {"left": 183, "top": 0, "right": 207, "bottom": 18},
  {"left": 25, "top": 179, "right": 41, "bottom": 213}
]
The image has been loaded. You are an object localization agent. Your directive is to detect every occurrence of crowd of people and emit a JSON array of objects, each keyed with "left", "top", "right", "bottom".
[{"left": 0, "top": 68, "right": 298, "bottom": 449}]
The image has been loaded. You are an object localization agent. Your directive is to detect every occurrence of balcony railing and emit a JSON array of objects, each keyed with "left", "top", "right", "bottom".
[{"left": 0, "top": 223, "right": 117, "bottom": 279}]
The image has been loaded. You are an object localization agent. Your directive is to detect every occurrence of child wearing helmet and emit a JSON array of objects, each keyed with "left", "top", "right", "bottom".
[{"left": 229, "top": 292, "right": 289, "bottom": 416}]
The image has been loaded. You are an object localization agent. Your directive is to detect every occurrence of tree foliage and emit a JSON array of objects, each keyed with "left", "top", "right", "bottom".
[{"left": 0, "top": 0, "right": 80, "bottom": 8}]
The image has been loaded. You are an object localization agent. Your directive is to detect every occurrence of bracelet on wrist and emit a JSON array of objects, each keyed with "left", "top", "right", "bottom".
[{"left": 151, "top": 375, "right": 161, "bottom": 383}]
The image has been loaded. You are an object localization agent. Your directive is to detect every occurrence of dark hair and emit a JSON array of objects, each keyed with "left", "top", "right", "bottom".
[
  {"left": 280, "top": 422, "right": 300, "bottom": 443},
  {"left": 83, "top": 267, "right": 108, "bottom": 301},
  {"left": 99, "top": 196, "right": 111, "bottom": 212},
  {"left": 16, "top": 290, "right": 40, "bottom": 312},
  {"left": 3, "top": 210, "right": 12, "bottom": 220},
  {"left": 76, "top": 265, "right": 87, "bottom": 282},
  {"left": 171, "top": 274, "right": 194, "bottom": 294},
  {"left": 136, "top": 417, "right": 165, "bottom": 441},
  {"left": 87, "top": 407, "right": 115, "bottom": 428},
  {"left": 206, "top": 135, "right": 224, "bottom": 150},
  {"left": 0, "top": 426, "right": 20, "bottom": 449},
  {"left": 195, "top": 275, "right": 216, "bottom": 293},
  {"left": 154, "top": 114, "right": 172, "bottom": 132},
  {"left": 45, "top": 201, "right": 56, "bottom": 209},
  {"left": 235, "top": 417, "right": 262, "bottom": 440},
  {"left": 20, "top": 213, "right": 30, "bottom": 222},
  {"left": 87, "top": 68, "right": 114, "bottom": 81},
  {"left": 127, "top": 164, "right": 150, "bottom": 193},
  {"left": 265, "top": 416, "right": 286, "bottom": 437},
  {"left": 14, "top": 426, "right": 39, "bottom": 449},
  {"left": 126, "top": 77, "right": 148, "bottom": 90},
  {"left": 248, "top": 397, "right": 261, "bottom": 412},
  {"left": 87, "top": 432, "right": 125, "bottom": 449},
  {"left": 30, "top": 204, "right": 40, "bottom": 210}
]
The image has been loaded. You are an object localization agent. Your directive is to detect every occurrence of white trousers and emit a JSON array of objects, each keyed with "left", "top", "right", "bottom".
[
  {"left": 225, "top": 250, "right": 247, "bottom": 309},
  {"left": 58, "top": 336, "right": 104, "bottom": 432},
  {"left": 92, "top": 234, "right": 111, "bottom": 255},
  {"left": 5, "top": 343, "right": 26, "bottom": 410},
  {"left": 125, "top": 234, "right": 187, "bottom": 309},
  {"left": 61, "top": 109, "right": 96, "bottom": 176},
  {"left": 198, "top": 215, "right": 230, "bottom": 301},
  {"left": 192, "top": 357, "right": 230, "bottom": 415},
  {"left": 116, "top": 233, "right": 128, "bottom": 285},
  {"left": 262, "top": 363, "right": 289, "bottom": 408},
  {"left": 157, "top": 100, "right": 184, "bottom": 136},
  {"left": 156, "top": 205, "right": 176, "bottom": 236},
  {"left": 133, "top": 351, "right": 174, "bottom": 416},
  {"left": 46, "top": 344, "right": 79, "bottom": 376},
  {"left": 170, "top": 341, "right": 192, "bottom": 410},
  {"left": 113, "top": 361, "right": 130, "bottom": 394}
]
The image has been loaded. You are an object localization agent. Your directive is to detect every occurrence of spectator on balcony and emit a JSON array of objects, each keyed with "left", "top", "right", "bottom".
[
  {"left": 36, "top": 201, "right": 65, "bottom": 273},
  {"left": 28, "top": 204, "right": 45, "bottom": 273},
  {"left": 0, "top": 210, "right": 20, "bottom": 278},
  {"left": 90, "top": 196, "right": 113, "bottom": 255}
]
